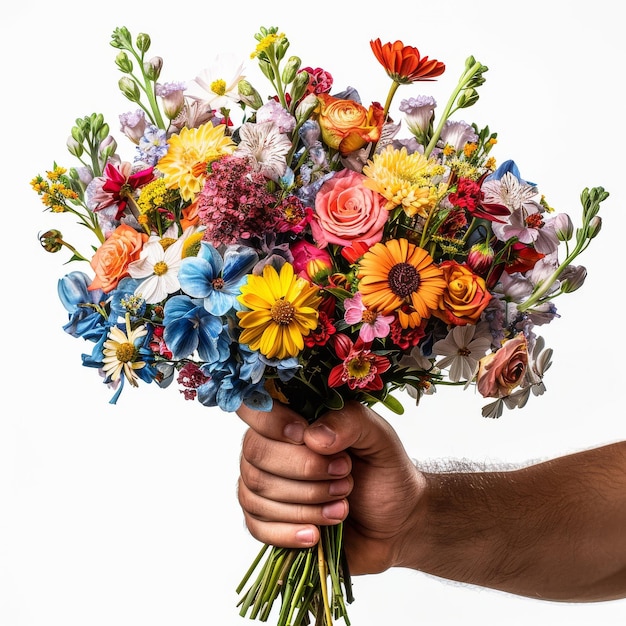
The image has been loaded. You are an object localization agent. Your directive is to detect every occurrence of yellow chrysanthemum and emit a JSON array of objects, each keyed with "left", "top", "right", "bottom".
[
  {"left": 362, "top": 145, "right": 443, "bottom": 218},
  {"left": 236, "top": 263, "right": 322, "bottom": 360},
  {"left": 157, "top": 122, "right": 236, "bottom": 202},
  {"left": 357, "top": 238, "right": 446, "bottom": 328}
]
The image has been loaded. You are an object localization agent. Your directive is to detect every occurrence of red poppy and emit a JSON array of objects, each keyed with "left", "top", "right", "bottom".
[{"left": 370, "top": 39, "right": 445, "bottom": 84}]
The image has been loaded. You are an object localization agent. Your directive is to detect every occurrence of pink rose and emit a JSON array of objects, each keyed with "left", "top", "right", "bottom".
[
  {"left": 311, "top": 169, "right": 388, "bottom": 248},
  {"left": 476, "top": 334, "right": 528, "bottom": 398}
]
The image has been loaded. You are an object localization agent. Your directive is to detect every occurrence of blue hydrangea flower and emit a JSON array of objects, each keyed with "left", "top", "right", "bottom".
[
  {"left": 163, "top": 294, "right": 231, "bottom": 364},
  {"left": 259, "top": 355, "right": 301, "bottom": 382},
  {"left": 196, "top": 360, "right": 272, "bottom": 412},
  {"left": 177, "top": 242, "right": 258, "bottom": 316},
  {"left": 58, "top": 271, "right": 107, "bottom": 341}
]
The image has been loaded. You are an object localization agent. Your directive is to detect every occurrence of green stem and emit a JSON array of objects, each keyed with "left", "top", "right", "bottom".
[
  {"left": 382, "top": 81, "right": 400, "bottom": 121},
  {"left": 424, "top": 59, "right": 484, "bottom": 158}
]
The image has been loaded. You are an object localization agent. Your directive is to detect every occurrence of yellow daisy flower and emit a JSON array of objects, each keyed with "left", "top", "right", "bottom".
[
  {"left": 362, "top": 145, "right": 444, "bottom": 218},
  {"left": 236, "top": 263, "right": 322, "bottom": 360},
  {"left": 157, "top": 122, "right": 236, "bottom": 202},
  {"left": 357, "top": 238, "right": 446, "bottom": 328}
]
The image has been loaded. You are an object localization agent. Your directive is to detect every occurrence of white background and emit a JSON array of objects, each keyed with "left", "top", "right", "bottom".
[{"left": 2, "top": 1, "right": 624, "bottom": 624}]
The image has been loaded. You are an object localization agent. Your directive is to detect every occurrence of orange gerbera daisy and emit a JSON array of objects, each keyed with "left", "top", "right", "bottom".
[
  {"left": 356, "top": 238, "right": 446, "bottom": 328},
  {"left": 370, "top": 39, "right": 445, "bottom": 84}
]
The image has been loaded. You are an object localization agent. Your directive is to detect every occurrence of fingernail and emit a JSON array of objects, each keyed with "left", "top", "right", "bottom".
[
  {"left": 283, "top": 422, "right": 304, "bottom": 443},
  {"left": 328, "top": 477, "right": 351, "bottom": 496},
  {"left": 327, "top": 458, "right": 349, "bottom": 476},
  {"left": 308, "top": 423, "right": 336, "bottom": 447},
  {"left": 322, "top": 500, "right": 346, "bottom": 521},
  {"left": 295, "top": 528, "right": 316, "bottom": 545}
]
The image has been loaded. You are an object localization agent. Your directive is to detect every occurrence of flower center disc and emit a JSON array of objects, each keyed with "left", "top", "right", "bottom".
[
  {"left": 270, "top": 298, "right": 296, "bottom": 325},
  {"left": 387, "top": 262, "right": 420, "bottom": 298},
  {"left": 116, "top": 342, "right": 137, "bottom": 363}
]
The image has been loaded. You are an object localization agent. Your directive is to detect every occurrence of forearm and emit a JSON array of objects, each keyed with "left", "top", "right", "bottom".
[{"left": 397, "top": 441, "right": 626, "bottom": 601}]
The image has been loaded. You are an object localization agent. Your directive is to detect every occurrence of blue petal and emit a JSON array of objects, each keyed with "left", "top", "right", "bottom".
[
  {"left": 164, "top": 317, "right": 200, "bottom": 359},
  {"left": 222, "top": 245, "right": 259, "bottom": 283},
  {"left": 178, "top": 256, "right": 215, "bottom": 298},
  {"left": 58, "top": 271, "right": 96, "bottom": 311},
  {"left": 197, "top": 240, "right": 225, "bottom": 274},
  {"left": 204, "top": 289, "right": 236, "bottom": 317},
  {"left": 243, "top": 385, "right": 273, "bottom": 411},
  {"left": 163, "top": 294, "right": 198, "bottom": 324}
]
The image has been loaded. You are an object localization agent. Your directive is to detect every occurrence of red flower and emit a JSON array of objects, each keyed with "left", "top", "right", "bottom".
[
  {"left": 328, "top": 334, "right": 391, "bottom": 391},
  {"left": 370, "top": 39, "right": 445, "bottom": 84},
  {"left": 389, "top": 314, "right": 427, "bottom": 350},
  {"left": 304, "top": 310, "right": 336, "bottom": 348},
  {"left": 448, "top": 177, "right": 509, "bottom": 223},
  {"left": 504, "top": 242, "right": 545, "bottom": 274},
  {"left": 300, "top": 67, "right": 334, "bottom": 96},
  {"left": 99, "top": 162, "right": 155, "bottom": 220}
]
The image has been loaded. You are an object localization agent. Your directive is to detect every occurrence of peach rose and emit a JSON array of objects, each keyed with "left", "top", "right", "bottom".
[
  {"left": 316, "top": 93, "right": 385, "bottom": 155},
  {"left": 476, "top": 334, "right": 528, "bottom": 398},
  {"left": 89, "top": 223, "right": 148, "bottom": 293},
  {"left": 311, "top": 169, "right": 389, "bottom": 249},
  {"left": 432, "top": 260, "right": 492, "bottom": 326}
]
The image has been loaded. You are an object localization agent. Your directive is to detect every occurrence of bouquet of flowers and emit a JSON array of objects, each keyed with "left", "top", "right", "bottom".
[{"left": 32, "top": 25, "right": 607, "bottom": 625}]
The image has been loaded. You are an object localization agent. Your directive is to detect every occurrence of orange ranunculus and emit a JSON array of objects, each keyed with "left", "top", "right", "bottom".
[
  {"left": 432, "top": 260, "right": 492, "bottom": 326},
  {"left": 88, "top": 223, "right": 148, "bottom": 293},
  {"left": 476, "top": 335, "right": 528, "bottom": 399},
  {"left": 370, "top": 39, "right": 445, "bottom": 84},
  {"left": 315, "top": 93, "right": 385, "bottom": 156}
]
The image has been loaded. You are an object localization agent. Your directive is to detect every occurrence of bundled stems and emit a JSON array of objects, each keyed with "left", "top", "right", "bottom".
[{"left": 237, "top": 521, "right": 352, "bottom": 625}]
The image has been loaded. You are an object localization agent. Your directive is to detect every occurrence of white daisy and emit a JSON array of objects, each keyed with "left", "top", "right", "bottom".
[
  {"left": 127, "top": 225, "right": 201, "bottom": 304},
  {"left": 189, "top": 55, "right": 246, "bottom": 111},
  {"left": 102, "top": 320, "right": 148, "bottom": 387}
]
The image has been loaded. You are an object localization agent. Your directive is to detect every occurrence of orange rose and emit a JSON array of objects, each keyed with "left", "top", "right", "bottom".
[
  {"left": 433, "top": 260, "right": 492, "bottom": 325},
  {"left": 88, "top": 223, "right": 148, "bottom": 293},
  {"left": 315, "top": 93, "right": 385, "bottom": 156},
  {"left": 476, "top": 334, "right": 528, "bottom": 398}
]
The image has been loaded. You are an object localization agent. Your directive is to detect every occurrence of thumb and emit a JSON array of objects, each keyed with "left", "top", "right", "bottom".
[{"left": 303, "top": 402, "right": 407, "bottom": 466}]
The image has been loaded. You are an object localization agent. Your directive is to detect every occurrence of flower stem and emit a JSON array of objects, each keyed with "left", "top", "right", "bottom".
[
  {"left": 424, "top": 58, "right": 484, "bottom": 158},
  {"left": 518, "top": 186, "right": 607, "bottom": 312},
  {"left": 318, "top": 539, "right": 332, "bottom": 626}
]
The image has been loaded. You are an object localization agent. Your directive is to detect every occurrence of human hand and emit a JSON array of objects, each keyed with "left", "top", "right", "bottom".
[{"left": 237, "top": 401, "right": 426, "bottom": 575}]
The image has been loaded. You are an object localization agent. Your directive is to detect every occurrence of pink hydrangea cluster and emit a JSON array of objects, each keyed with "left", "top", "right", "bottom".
[{"left": 197, "top": 155, "right": 281, "bottom": 246}]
